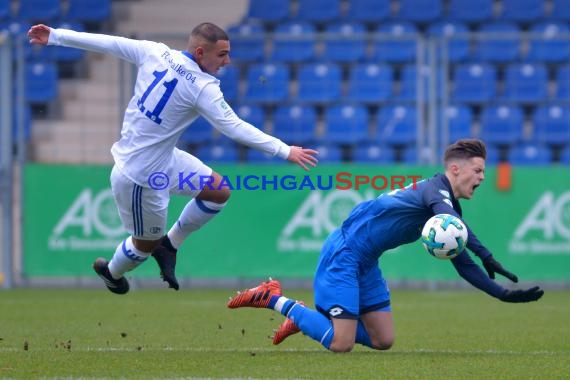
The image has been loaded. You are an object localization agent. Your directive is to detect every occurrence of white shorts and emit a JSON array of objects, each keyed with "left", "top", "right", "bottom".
[{"left": 110, "top": 149, "right": 213, "bottom": 240}]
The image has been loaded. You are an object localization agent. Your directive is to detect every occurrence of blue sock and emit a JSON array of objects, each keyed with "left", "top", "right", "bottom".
[
  {"left": 355, "top": 320, "right": 372, "bottom": 348},
  {"left": 272, "top": 297, "right": 334, "bottom": 349}
]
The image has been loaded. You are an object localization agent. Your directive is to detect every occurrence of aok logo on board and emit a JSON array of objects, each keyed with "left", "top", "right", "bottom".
[
  {"left": 277, "top": 189, "right": 375, "bottom": 252},
  {"left": 509, "top": 191, "right": 570, "bottom": 255},
  {"left": 48, "top": 188, "right": 126, "bottom": 251}
]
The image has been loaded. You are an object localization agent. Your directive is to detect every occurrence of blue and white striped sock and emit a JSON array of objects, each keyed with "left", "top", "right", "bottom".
[
  {"left": 168, "top": 199, "right": 226, "bottom": 249},
  {"left": 108, "top": 236, "right": 150, "bottom": 278},
  {"left": 271, "top": 296, "right": 334, "bottom": 349}
]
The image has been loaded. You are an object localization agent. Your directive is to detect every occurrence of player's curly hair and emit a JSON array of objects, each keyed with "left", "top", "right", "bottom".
[{"left": 444, "top": 139, "right": 487, "bottom": 166}]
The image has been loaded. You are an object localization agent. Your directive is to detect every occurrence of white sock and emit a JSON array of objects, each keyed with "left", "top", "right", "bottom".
[
  {"left": 108, "top": 236, "right": 151, "bottom": 278},
  {"left": 273, "top": 296, "right": 291, "bottom": 313},
  {"left": 167, "top": 199, "right": 227, "bottom": 249}
]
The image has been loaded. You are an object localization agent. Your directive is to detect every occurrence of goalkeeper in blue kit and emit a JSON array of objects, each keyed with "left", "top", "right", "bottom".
[{"left": 228, "top": 139, "right": 544, "bottom": 352}]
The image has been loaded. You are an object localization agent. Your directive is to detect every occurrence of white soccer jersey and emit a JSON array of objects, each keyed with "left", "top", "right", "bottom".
[{"left": 47, "top": 28, "right": 291, "bottom": 185}]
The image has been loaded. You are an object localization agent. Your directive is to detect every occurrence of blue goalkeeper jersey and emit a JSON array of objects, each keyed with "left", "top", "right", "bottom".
[{"left": 340, "top": 173, "right": 506, "bottom": 299}]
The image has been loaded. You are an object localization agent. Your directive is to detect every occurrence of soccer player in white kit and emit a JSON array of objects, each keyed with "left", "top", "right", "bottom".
[{"left": 28, "top": 23, "right": 319, "bottom": 294}]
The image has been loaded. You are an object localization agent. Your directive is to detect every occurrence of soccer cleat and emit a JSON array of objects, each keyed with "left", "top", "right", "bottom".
[
  {"left": 272, "top": 301, "right": 304, "bottom": 345},
  {"left": 227, "top": 279, "right": 282, "bottom": 309},
  {"left": 151, "top": 236, "right": 179, "bottom": 290},
  {"left": 92, "top": 258, "right": 129, "bottom": 295}
]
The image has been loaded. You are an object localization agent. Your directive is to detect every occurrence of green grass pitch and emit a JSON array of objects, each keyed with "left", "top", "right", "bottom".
[{"left": 0, "top": 287, "right": 568, "bottom": 379}]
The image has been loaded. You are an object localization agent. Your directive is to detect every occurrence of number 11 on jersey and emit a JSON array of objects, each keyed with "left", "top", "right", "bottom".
[{"left": 137, "top": 69, "right": 178, "bottom": 125}]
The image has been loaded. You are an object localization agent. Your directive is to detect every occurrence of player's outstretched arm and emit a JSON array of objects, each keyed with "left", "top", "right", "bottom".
[
  {"left": 27, "top": 24, "right": 51, "bottom": 45},
  {"left": 482, "top": 255, "right": 519, "bottom": 283},
  {"left": 287, "top": 146, "right": 319, "bottom": 171}
]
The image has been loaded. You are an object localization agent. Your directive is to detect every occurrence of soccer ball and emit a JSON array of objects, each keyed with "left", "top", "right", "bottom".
[{"left": 421, "top": 214, "right": 468, "bottom": 259}]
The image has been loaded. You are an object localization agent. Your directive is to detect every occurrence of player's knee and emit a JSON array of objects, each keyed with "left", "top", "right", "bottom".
[
  {"left": 220, "top": 188, "right": 231, "bottom": 202},
  {"left": 198, "top": 187, "right": 231, "bottom": 203},
  {"left": 132, "top": 237, "right": 161, "bottom": 253},
  {"left": 329, "top": 341, "right": 355, "bottom": 353},
  {"left": 371, "top": 336, "right": 394, "bottom": 350}
]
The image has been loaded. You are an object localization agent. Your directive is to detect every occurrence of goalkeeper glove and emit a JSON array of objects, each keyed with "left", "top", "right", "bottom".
[
  {"left": 500, "top": 286, "right": 544, "bottom": 303},
  {"left": 483, "top": 255, "right": 518, "bottom": 283}
]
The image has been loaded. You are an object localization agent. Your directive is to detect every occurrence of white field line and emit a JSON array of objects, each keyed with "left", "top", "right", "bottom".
[{"left": 0, "top": 346, "right": 567, "bottom": 356}]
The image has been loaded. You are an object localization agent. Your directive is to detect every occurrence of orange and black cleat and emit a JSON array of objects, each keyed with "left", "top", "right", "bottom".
[{"left": 227, "top": 279, "right": 282, "bottom": 309}]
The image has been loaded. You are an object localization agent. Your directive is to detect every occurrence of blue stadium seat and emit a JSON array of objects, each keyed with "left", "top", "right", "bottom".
[
  {"left": 501, "top": 63, "right": 548, "bottom": 103},
  {"left": 195, "top": 142, "right": 239, "bottom": 163},
  {"left": 25, "top": 62, "right": 58, "bottom": 103},
  {"left": 0, "top": 0, "right": 10, "bottom": 21},
  {"left": 397, "top": 64, "right": 444, "bottom": 102},
  {"left": 346, "top": 63, "right": 393, "bottom": 103},
  {"left": 526, "top": 22, "right": 570, "bottom": 63},
  {"left": 479, "top": 105, "right": 524, "bottom": 146},
  {"left": 216, "top": 65, "right": 240, "bottom": 102},
  {"left": 473, "top": 22, "right": 521, "bottom": 62},
  {"left": 310, "top": 143, "right": 343, "bottom": 162},
  {"left": 14, "top": 0, "right": 60, "bottom": 21},
  {"left": 560, "top": 146, "right": 570, "bottom": 164},
  {"left": 446, "top": 0, "right": 494, "bottom": 24},
  {"left": 244, "top": 63, "right": 290, "bottom": 103},
  {"left": 351, "top": 142, "right": 395, "bottom": 163},
  {"left": 246, "top": 148, "right": 283, "bottom": 163},
  {"left": 323, "top": 105, "right": 370, "bottom": 144},
  {"left": 375, "top": 105, "right": 418, "bottom": 146},
  {"left": 371, "top": 22, "right": 419, "bottom": 63},
  {"left": 320, "top": 22, "right": 366, "bottom": 63},
  {"left": 451, "top": 63, "right": 497, "bottom": 103},
  {"left": 554, "top": 64, "right": 570, "bottom": 100},
  {"left": 296, "top": 0, "right": 341, "bottom": 24},
  {"left": 401, "top": 145, "right": 438, "bottom": 164},
  {"left": 245, "top": 0, "right": 291, "bottom": 23},
  {"left": 179, "top": 117, "right": 214, "bottom": 145},
  {"left": 550, "top": 0, "right": 570, "bottom": 21},
  {"left": 227, "top": 22, "right": 265, "bottom": 62},
  {"left": 235, "top": 104, "right": 266, "bottom": 129},
  {"left": 507, "top": 143, "right": 552, "bottom": 165},
  {"left": 345, "top": 0, "right": 391, "bottom": 24},
  {"left": 0, "top": 20, "right": 29, "bottom": 36},
  {"left": 65, "top": 0, "right": 111, "bottom": 23},
  {"left": 442, "top": 104, "right": 474, "bottom": 144},
  {"left": 270, "top": 21, "right": 316, "bottom": 63},
  {"left": 272, "top": 105, "right": 318, "bottom": 145},
  {"left": 0, "top": 20, "right": 53, "bottom": 62},
  {"left": 485, "top": 145, "right": 502, "bottom": 165},
  {"left": 427, "top": 21, "right": 471, "bottom": 62},
  {"left": 49, "top": 21, "right": 86, "bottom": 62},
  {"left": 296, "top": 63, "right": 342, "bottom": 103},
  {"left": 396, "top": 0, "right": 443, "bottom": 24},
  {"left": 0, "top": 21, "right": 51, "bottom": 62},
  {"left": 499, "top": 0, "right": 545, "bottom": 23},
  {"left": 532, "top": 104, "right": 570, "bottom": 146}
]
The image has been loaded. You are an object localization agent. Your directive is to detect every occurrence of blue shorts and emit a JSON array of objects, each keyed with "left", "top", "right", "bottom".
[{"left": 313, "top": 229, "right": 391, "bottom": 319}]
